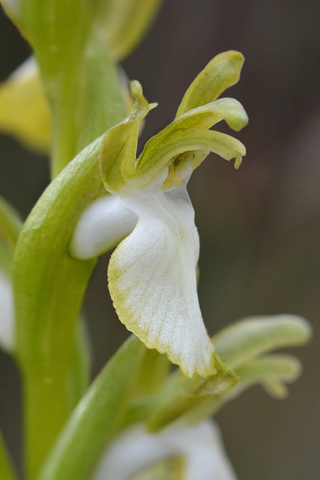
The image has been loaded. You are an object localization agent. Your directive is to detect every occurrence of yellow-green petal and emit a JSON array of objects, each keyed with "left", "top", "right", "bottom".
[
  {"left": 99, "top": 81, "right": 156, "bottom": 193},
  {"left": 0, "top": 57, "right": 51, "bottom": 153},
  {"left": 135, "top": 128, "right": 246, "bottom": 189},
  {"left": 176, "top": 50, "right": 244, "bottom": 117}
]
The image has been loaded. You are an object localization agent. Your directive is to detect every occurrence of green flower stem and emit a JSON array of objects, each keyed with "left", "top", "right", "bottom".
[
  {"left": 0, "top": 431, "right": 18, "bottom": 480},
  {"left": 19, "top": 1, "right": 127, "bottom": 178},
  {"left": 37, "top": 335, "right": 146, "bottom": 480},
  {"left": 13, "top": 15, "right": 127, "bottom": 473},
  {"left": 0, "top": 196, "right": 23, "bottom": 251},
  {"left": 13, "top": 136, "right": 105, "bottom": 479}
]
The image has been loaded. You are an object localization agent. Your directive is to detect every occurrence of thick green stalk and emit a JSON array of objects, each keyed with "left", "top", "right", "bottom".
[
  {"left": 12, "top": 13, "right": 127, "bottom": 475},
  {"left": 50, "top": 31, "right": 127, "bottom": 177},
  {"left": 14, "top": 137, "right": 103, "bottom": 479},
  {"left": 37, "top": 336, "right": 145, "bottom": 480}
]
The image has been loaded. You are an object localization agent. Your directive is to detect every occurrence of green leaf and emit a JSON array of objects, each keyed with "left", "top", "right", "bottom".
[
  {"left": 14, "top": 136, "right": 104, "bottom": 479},
  {"left": 131, "top": 348, "right": 171, "bottom": 398},
  {"left": 176, "top": 50, "right": 244, "bottom": 117},
  {"left": 68, "top": 317, "right": 91, "bottom": 410},
  {"left": 37, "top": 336, "right": 146, "bottom": 480}
]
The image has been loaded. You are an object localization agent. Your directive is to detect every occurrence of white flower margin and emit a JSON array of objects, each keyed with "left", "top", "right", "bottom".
[{"left": 91, "top": 420, "right": 238, "bottom": 480}]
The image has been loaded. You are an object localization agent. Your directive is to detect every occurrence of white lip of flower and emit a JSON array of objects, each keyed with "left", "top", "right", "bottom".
[
  {"left": 71, "top": 51, "right": 248, "bottom": 378},
  {"left": 72, "top": 172, "right": 214, "bottom": 377},
  {"left": 91, "top": 420, "right": 238, "bottom": 480},
  {"left": 0, "top": 271, "right": 14, "bottom": 352}
]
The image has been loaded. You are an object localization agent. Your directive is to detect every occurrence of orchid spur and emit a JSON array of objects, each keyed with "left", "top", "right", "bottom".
[{"left": 71, "top": 51, "right": 248, "bottom": 378}]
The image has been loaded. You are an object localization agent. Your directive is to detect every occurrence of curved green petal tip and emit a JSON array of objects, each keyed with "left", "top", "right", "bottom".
[{"left": 176, "top": 50, "right": 245, "bottom": 117}]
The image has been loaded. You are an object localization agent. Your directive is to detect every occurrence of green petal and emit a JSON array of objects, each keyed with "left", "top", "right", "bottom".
[
  {"left": 176, "top": 50, "right": 244, "bottom": 117},
  {"left": 135, "top": 128, "right": 246, "bottom": 189},
  {"left": 236, "top": 354, "right": 302, "bottom": 399},
  {"left": 99, "top": 81, "right": 156, "bottom": 193},
  {"left": 213, "top": 315, "right": 312, "bottom": 370}
]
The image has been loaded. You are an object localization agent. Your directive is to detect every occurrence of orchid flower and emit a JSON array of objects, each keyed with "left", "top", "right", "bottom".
[
  {"left": 71, "top": 51, "right": 248, "bottom": 378},
  {"left": 91, "top": 420, "right": 237, "bottom": 480}
]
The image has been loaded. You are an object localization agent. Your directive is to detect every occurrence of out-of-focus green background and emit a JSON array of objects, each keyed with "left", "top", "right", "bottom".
[{"left": 1, "top": 1, "right": 319, "bottom": 478}]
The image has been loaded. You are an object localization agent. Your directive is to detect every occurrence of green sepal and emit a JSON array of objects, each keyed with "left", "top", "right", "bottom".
[
  {"left": 181, "top": 315, "right": 312, "bottom": 421},
  {"left": 176, "top": 50, "right": 244, "bottom": 117},
  {"left": 236, "top": 354, "right": 302, "bottom": 399},
  {"left": 135, "top": 128, "right": 246, "bottom": 190},
  {"left": 146, "top": 353, "right": 239, "bottom": 433},
  {"left": 99, "top": 81, "right": 156, "bottom": 193},
  {"left": 37, "top": 336, "right": 146, "bottom": 480},
  {"left": 98, "top": 0, "right": 164, "bottom": 61},
  {"left": 98, "top": 53, "right": 247, "bottom": 193},
  {"left": 213, "top": 315, "right": 312, "bottom": 370}
]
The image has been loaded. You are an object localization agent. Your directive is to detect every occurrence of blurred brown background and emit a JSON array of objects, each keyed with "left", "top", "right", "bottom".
[{"left": 1, "top": 0, "right": 319, "bottom": 478}]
